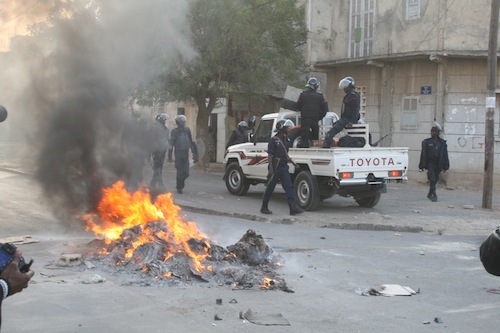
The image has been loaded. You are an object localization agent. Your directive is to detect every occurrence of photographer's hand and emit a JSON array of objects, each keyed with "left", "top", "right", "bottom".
[{"left": 0, "top": 250, "right": 34, "bottom": 296}]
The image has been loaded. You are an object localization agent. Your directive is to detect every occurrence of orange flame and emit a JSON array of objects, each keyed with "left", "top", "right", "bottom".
[
  {"left": 81, "top": 180, "right": 211, "bottom": 273},
  {"left": 259, "top": 277, "right": 274, "bottom": 289}
]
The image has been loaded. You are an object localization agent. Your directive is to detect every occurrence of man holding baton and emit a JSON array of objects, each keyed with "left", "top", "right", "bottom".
[{"left": 260, "top": 119, "right": 304, "bottom": 216}]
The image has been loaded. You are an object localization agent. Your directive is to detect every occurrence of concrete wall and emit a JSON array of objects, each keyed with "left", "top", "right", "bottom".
[
  {"left": 310, "top": 1, "right": 500, "bottom": 188},
  {"left": 312, "top": 0, "right": 494, "bottom": 63},
  {"left": 324, "top": 57, "right": 500, "bottom": 188}
]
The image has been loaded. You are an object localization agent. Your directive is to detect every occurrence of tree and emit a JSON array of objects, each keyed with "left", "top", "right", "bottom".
[{"left": 135, "top": 0, "right": 308, "bottom": 165}]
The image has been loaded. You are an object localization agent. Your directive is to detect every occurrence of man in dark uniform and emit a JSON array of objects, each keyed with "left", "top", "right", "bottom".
[
  {"left": 168, "top": 115, "right": 198, "bottom": 194},
  {"left": 226, "top": 120, "right": 249, "bottom": 149},
  {"left": 296, "top": 77, "right": 328, "bottom": 148},
  {"left": 323, "top": 76, "right": 361, "bottom": 148},
  {"left": 150, "top": 113, "right": 170, "bottom": 190},
  {"left": 419, "top": 123, "right": 450, "bottom": 202},
  {"left": 260, "top": 119, "right": 304, "bottom": 216},
  {"left": 121, "top": 109, "right": 150, "bottom": 190}
]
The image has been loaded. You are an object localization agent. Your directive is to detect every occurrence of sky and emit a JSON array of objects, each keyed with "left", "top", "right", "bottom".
[
  {"left": 0, "top": 0, "right": 54, "bottom": 52},
  {"left": 0, "top": 0, "right": 197, "bottom": 225}
]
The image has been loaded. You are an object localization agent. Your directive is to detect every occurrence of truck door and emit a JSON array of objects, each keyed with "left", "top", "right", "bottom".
[{"left": 246, "top": 118, "right": 274, "bottom": 178}]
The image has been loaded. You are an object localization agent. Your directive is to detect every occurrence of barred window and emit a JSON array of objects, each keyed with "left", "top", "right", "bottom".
[
  {"left": 348, "top": 0, "right": 375, "bottom": 58},
  {"left": 406, "top": 0, "right": 420, "bottom": 20}
]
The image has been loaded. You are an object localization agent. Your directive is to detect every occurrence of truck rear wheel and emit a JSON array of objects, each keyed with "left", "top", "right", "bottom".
[
  {"left": 294, "top": 171, "right": 320, "bottom": 211},
  {"left": 355, "top": 192, "right": 381, "bottom": 208},
  {"left": 224, "top": 163, "right": 250, "bottom": 196}
]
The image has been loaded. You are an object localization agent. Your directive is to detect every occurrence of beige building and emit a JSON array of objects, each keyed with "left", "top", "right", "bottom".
[{"left": 305, "top": 0, "right": 500, "bottom": 188}]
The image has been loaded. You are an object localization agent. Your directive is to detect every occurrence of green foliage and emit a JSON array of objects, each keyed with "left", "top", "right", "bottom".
[{"left": 136, "top": 0, "right": 307, "bottom": 111}]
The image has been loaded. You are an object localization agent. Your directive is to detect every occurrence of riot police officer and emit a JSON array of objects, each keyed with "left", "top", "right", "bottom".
[
  {"left": 419, "top": 123, "right": 449, "bottom": 202},
  {"left": 226, "top": 120, "right": 249, "bottom": 149},
  {"left": 323, "top": 76, "right": 361, "bottom": 148},
  {"left": 150, "top": 113, "right": 170, "bottom": 190},
  {"left": 168, "top": 115, "right": 198, "bottom": 194},
  {"left": 261, "top": 119, "right": 304, "bottom": 216},
  {"left": 296, "top": 77, "right": 328, "bottom": 148}
]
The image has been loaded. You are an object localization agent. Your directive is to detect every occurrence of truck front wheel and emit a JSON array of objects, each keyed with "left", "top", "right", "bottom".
[
  {"left": 355, "top": 191, "right": 381, "bottom": 208},
  {"left": 294, "top": 171, "right": 320, "bottom": 211},
  {"left": 224, "top": 163, "right": 250, "bottom": 196}
]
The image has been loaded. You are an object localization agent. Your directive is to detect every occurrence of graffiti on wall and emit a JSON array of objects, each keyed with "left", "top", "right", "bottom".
[{"left": 452, "top": 98, "right": 485, "bottom": 150}]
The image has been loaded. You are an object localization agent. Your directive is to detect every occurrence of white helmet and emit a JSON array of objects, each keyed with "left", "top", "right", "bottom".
[
  {"left": 238, "top": 120, "right": 249, "bottom": 129},
  {"left": 175, "top": 114, "right": 187, "bottom": 126},
  {"left": 306, "top": 77, "right": 319, "bottom": 90},
  {"left": 275, "top": 119, "right": 294, "bottom": 133},
  {"left": 339, "top": 76, "right": 355, "bottom": 89}
]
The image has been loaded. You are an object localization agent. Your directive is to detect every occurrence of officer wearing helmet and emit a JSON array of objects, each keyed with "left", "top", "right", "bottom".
[
  {"left": 149, "top": 113, "right": 170, "bottom": 190},
  {"left": 246, "top": 115, "right": 257, "bottom": 139},
  {"left": 323, "top": 76, "right": 361, "bottom": 148},
  {"left": 296, "top": 77, "right": 329, "bottom": 148},
  {"left": 168, "top": 115, "right": 198, "bottom": 194},
  {"left": 418, "top": 123, "right": 449, "bottom": 202},
  {"left": 121, "top": 108, "right": 150, "bottom": 190},
  {"left": 248, "top": 116, "right": 256, "bottom": 132},
  {"left": 226, "top": 120, "right": 249, "bottom": 149},
  {"left": 261, "top": 119, "right": 304, "bottom": 216}
]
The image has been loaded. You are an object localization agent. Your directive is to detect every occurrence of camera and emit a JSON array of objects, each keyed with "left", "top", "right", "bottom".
[{"left": 0, "top": 243, "right": 33, "bottom": 273}]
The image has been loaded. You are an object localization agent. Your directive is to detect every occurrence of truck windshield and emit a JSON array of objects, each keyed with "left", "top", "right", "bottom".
[{"left": 253, "top": 119, "right": 274, "bottom": 143}]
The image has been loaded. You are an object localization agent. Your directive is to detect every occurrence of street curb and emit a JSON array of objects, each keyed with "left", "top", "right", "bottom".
[{"left": 180, "top": 204, "right": 424, "bottom": 233}]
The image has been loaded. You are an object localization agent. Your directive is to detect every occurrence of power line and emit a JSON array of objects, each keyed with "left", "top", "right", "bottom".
[
  {"left": 413, "top": 0, "right": 457, "bottom": 52},
  {"left": 0, "top": 0, "right": 41, "bottom": 31}
]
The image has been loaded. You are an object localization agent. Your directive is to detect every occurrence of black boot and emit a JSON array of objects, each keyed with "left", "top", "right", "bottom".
[
  {"left": 260, "top": 205, "right": 272, "bottom": 214},
  {"left": 290, "top": 205, "right": 304, "bottom": 216}
]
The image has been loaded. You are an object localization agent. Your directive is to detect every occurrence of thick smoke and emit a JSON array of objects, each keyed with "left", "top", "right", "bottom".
[{"left": 2, "top": 1, "right": 195, "bottom": 224}]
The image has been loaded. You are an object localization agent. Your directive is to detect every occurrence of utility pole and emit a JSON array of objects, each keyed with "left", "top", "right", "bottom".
[{"left": 483, "top": 0, "right": 500, "bottom": 208}]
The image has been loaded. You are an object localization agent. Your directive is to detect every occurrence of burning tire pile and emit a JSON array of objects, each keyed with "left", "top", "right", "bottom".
[{"left": 81, "top": 181, "right": 292, "bottom": 292}]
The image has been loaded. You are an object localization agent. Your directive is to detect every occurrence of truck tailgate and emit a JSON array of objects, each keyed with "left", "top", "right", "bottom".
[
  {"left": 289, "top": 147, "right": 408, "bottom": 180},
  {"left": 333, "top": 147, "right": 408, "bottom": 180}
]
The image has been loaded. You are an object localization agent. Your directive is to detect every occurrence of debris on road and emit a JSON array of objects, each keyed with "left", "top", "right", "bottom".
[
  {"left": 57, "top": 253, "right": 83, "bottom": 267},
  {"left": 367, "top": 284, "right": 417, "bottom": 296},
  {"left": 0, "top": 235, "right": 39, "bottom": 244},
  {"left": 82, "top": 274, "right": 106, "bottom": 284},
  {"left": 243, "top": 309, "right": 290, "bottom": 326}
]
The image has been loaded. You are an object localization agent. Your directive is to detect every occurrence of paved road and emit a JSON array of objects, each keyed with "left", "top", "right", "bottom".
[
  {"left": 0, "top": 156, "right": 498, "bottom": 332},
  {"left": 161, "top": 163, "right": 500, "bottom": 237},
  {"left": 1, "top": 143, "right": 500, "bottom": 236}
]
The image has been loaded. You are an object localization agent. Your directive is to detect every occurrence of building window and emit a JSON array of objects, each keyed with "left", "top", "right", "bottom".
[
  {"left": 401, "top": 96, "right": 419, "bottom": 130},
  {"left": 406, "top": 0, "right": 420, "bottom": 20},
  {"left": 348, "top": 0, "right": 375, "bottom": 58},
  {"left": 177, "top": 107, "right": 185, "bottom": 115}
]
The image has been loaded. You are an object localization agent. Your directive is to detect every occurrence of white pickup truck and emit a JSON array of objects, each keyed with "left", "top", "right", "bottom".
[{"left": 223, "top": 110, "right": 409, "bottom": 210}]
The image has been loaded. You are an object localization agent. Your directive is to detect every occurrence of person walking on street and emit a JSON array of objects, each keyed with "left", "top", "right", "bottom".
[
  {"left": 296, "top": 77, "right": 328, "bottom": 148},
  {"left": 168, "top": 115, "right": 198, "bottom": 194},
  {"left": 261, "top": 119, "right": 304, "bottom": 216},
  {"left": 226, "top": 121, "right": 249, "bottom": 149},
  {"left": 121, "top": 109, "right": 150, "bottom": 190},
  {"left": 323, "top": 76, "right": 360, "bottom": 148},
  {"left": 149, "top": 113, "right": 170, "bottom": 191},
  {"left": 418, "top": 123, "right": 450, "bottom": 202}
]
